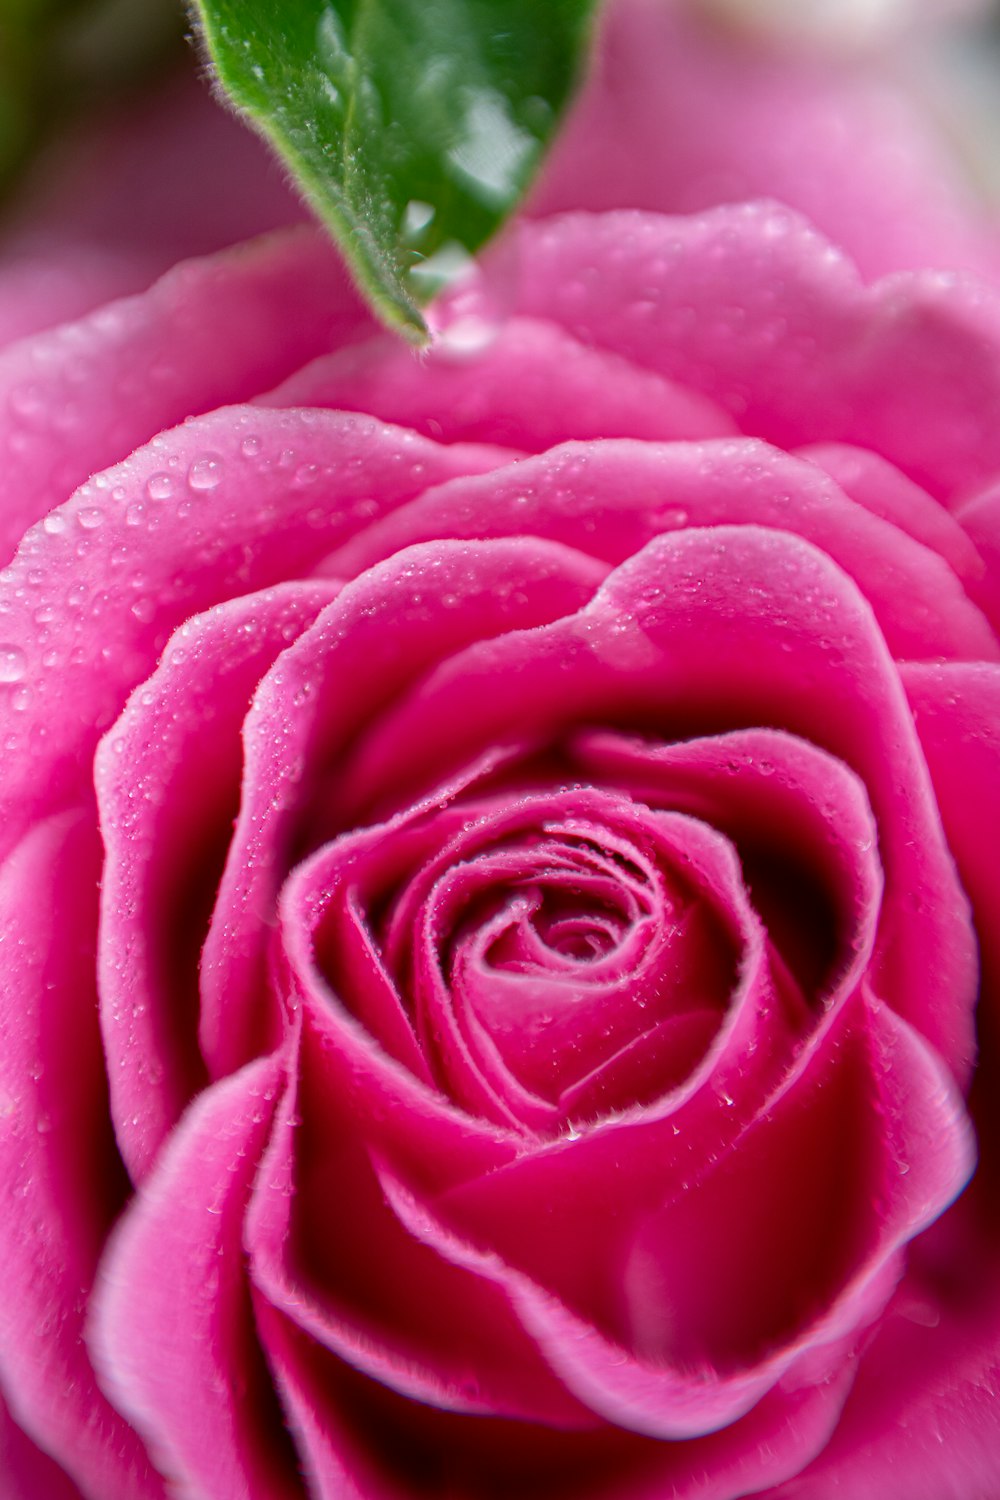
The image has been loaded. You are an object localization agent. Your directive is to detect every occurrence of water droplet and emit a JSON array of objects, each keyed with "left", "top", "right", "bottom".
[
  {"left": 0, "top": 645, "right": 26, "bottom": 682},
  {"left": 42, "top": 513, "right": 66, "bottom": 535},
  {"left": 146, "top": 473, "right": 174, "bottom": 501},
  {"left": 77, "top": 507, "right": 104, "bottom": 530},
  {"left": 240, "top": 434, "right": 262, "bottom": 458},
  {"left": 188, "top": 454, "right": 224, "bottom": 492}
]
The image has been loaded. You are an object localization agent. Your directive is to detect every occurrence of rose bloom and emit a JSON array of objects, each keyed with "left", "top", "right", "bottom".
[{"left": 2, "top": 5, "right": 1000, "bottom": 1500}]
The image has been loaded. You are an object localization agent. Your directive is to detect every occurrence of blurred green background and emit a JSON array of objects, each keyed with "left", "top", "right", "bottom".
[{"left": 0, "top": 0, "right": 183, "bottom": 203}]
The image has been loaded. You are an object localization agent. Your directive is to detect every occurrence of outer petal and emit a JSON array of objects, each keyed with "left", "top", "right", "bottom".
[
  {"left": 246, "top": 1049, "right": 592, "bottom": 1427},
  {"left": 379, "top": 993, "right": 973, "bottom": 1439},
  {"left": 956, "top": 482, "right": 1000, "bottom": 629},
  {"left": 758, "top": 1268, "right": 1000, "bottom": 1500},
  {"left": 0, "top": 813, "right": 163, "bottom": 1500},
  {"left": 96, "top": 581, "right": 339, "bottom": 1182},
  {"left": 511, "top": 205, "right": 1000, "bottom": 500},
  {"left": 0, "top": 404, "right": 504, "bottom": 866},
  {"left": 263, "top": 316, "right": 735, "bottom": 448},
  {"left": 758, "top": 662, "right": 1000, "bottom": 1498},
  {"left": 903, "top": 661, "right": 1000, "bottom": 986},
  {"left": 91, "top": 1053, "right": 301, "bottom": 1500},
  {"left": 0, "top": 228, "right": 369, "bottom": 562},
  {"left": 795, "top": 442, "right": 985, "bottom": 584}
]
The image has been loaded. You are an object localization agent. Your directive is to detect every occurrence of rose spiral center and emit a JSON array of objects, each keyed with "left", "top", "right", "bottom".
[{"left": 303, "top": 786, "right": 744, "bottom": 1138}]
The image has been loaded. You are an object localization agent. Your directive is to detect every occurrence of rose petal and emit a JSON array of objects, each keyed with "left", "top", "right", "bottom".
[
  {"left": 91, "top": 1052, "right": 301, "bottom": 1500},
  {"left": 327, "top": 439, "right": 997, "bottom": 662},
  {"left": 0, "top": 812, "right": 162, "bottom": 1500},
  {"left": 571, "top": 726, "right": 882, "bottom": 1004},
  {"left": 756, "top": 1267, "right": 1000, "bottom": 1499},
  {"left": 0, "top": 405, "right": 504, "bottom": 867},
  {"left": 97, "top": 581, "right": 338, "bottom": 1182},
  {"left": 903, "top": 662, "right": 1000, "bottom": 987},
  {"left": 796, "top": 442, "right": 986, "bottom": 584},
  {"left": 283, "top": 763, "right": 800, "bottom": 1194},
  {"left": 377, "top": 993, "right": 973, "bottom": 1439},
  {"left": 263, "top": 315, "right": 735, "bottom": 448},
  {"left": 254, "top": 1299, "right": 858, "bottom": 1500},
  {"left": 955, "top": 481, "right": 1000, "bottom": 631},
  {"left": 399, "top": 795, "right": 752, "bottom": 1131},
  {"left": 0, "top": 228, "right": 367, "bottom": 562},
  {"left": 251, "top": 1305, "right": 400, "bottom": 1500},
  {"left": 513, "top": 205, "right": 1000, "bottom": 499},
  {"left": 0, "top": 1393, "right": 83, "bottom": 1500},
  {"left": 773, "top": 654, "right": 1000, "bottom": 1500},
  {"left": 245, "top": 1023, "right": 593, "bottom": 1427}
]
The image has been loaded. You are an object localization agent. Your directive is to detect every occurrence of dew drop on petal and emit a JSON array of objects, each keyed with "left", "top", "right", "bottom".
[
  {"left": 188, "top": 454, "right": 224, "bottom": 492},
  {"left": 0, "top": 645, "right": 26, "bottom": 682},
  {"left": 146, "top": 473, "right": 175, "bottom": 501}
]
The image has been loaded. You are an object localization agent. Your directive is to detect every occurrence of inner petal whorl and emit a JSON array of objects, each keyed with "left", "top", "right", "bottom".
[{"left": 387, "top": 790, "right": 744, "bottom": 1135}]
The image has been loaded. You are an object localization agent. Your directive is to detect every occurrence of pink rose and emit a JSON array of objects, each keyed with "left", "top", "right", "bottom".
[
  {"left": 2, "top": 13, "right": 1000, "bottom": 1500},
  {"left": 0, "top": 195, "right": 997, "bottom": 1500}
]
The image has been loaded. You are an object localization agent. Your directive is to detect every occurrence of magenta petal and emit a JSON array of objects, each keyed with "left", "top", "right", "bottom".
[
  {"left": 392, "top": 793, "right": 753, "bottom": 1131},
  {"left": 253, "top": 1305, "right": 401, "bottom": 1500},
  {"left": 256, "top": 1299, "right": 857, "bottom": 1500},
  {"left": 97, "top": 581, "right": 337, "bottom": 1182},
  {"left": 91, "top": 1053, "right": 301, "bottom": 1500},
  {"left": 285, "top": 750, "right": 524, "bottom": 1085},
  {"left": 0, "top": 1393, "right": 84, "bottom": 1500},
  {"left": 246, "top": 1031, "right": 593, "bottom": 1427},
  {"left": 513, "top": 206, "right": 1000, "bottom": 499},
  {"left": 903, "top": 661, "right": 1000, "bottom": 985},
  {"left": 757, "top": 1273, "right": 1000, "bottom": 1500},
  {"left": 0, "top": 226, "right": 369, "bottom": 562},
  {"left": 377, "top": 992, "right": 972, "bottom": 1441},
  {"left": 797, "top": 442, "right": 986, "bottom": 585},
  {"left": 571, "top": 726, "right": 882, "bottom": 1006},
  {"left": 0, "top": 812, "right": 163, "bottom": 1500},
  {"left": 264, "top": 315, "right": 735, "bottom": 448},
  {"left": 771, "top": 666, "right": 1000, "bottom": 1500},
  {"left": 956, "top": 481, "right": 1000, "bottom": 631}
]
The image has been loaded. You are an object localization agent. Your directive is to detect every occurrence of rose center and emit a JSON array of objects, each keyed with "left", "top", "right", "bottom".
[{"left": 380, "top": 791, "right": 742, "bottom": 1135}]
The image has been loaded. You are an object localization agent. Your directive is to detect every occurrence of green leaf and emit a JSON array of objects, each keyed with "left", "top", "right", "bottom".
[{"left": 192, "top": 0, "right": 600, "bottom": 341}]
